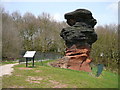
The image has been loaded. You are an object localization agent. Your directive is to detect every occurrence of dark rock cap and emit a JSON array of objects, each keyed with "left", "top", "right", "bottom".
[
  {"left": 64, "top": 9, "right": 97, "bottom": 28},
  {"left": 64, "top": 9, "right": 94, "bottom": 20}
]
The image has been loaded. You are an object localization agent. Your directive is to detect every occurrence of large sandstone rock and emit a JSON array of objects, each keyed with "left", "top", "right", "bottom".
[{"left": 51, "top": 9, "right": 97, "bottom": 72}]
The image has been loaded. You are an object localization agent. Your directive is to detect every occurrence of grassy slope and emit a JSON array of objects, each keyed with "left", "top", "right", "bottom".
[{"left": 2, "top": 60, "right": 118, "bottom": 88}]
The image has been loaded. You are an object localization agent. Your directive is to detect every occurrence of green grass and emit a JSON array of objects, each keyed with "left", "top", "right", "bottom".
[
  {"left": 1, "top": 61, "right": 18, "bottom": 65},
  {"left": 2, "top": 60, "right": 119, "bottom": 88}
]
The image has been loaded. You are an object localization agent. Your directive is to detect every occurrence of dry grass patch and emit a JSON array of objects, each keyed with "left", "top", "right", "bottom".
[
  {"left": 49, "top": 80, "right": 68, "bottom": 88},
  {"left": 9, "top": 85, "right": 25, "bottom": 88},
  {"left": 26, "top": 76, "right": 43, "bottom": 84},
  {"left": 34, "top": 70, "right": 42, "bottom": 73}
]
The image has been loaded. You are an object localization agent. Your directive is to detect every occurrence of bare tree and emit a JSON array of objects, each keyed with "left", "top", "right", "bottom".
[{"left": 2, "top": 11, "right": 21, "bottom": 60}]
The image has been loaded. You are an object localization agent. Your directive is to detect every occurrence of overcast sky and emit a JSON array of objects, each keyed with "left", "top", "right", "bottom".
[{"left": 1, "top": 0, "right": 119, "bottom": 26}]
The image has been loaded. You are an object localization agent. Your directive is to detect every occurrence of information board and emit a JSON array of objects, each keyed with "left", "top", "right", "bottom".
[
  {"left": 23, "top": 51, "right": 36, "bottom": 58},
  {"left": 23, "top": 51, "right": 36, "bottom": 67}
]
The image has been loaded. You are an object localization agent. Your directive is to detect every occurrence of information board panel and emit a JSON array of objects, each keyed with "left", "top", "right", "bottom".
[{"left": 23, "top": 51, "right": 36, "bottom": 58}]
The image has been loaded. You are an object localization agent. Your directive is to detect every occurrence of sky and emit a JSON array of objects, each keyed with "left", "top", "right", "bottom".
[{"left": 1, "top": 0, "right": 119, "bottom": 26}]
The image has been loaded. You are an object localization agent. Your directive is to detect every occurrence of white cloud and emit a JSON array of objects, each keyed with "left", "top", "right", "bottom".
[
  {"left": 107, "top": 2, "right": 118, "bottom": 12},
  {"left": 53, "top": 13, "right": 63, "bottom": 21}
]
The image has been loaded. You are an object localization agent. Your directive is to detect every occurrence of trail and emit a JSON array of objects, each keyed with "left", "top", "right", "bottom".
[
  {"left": 0, "top": 59, "right": 50, "bottom": 77},
  {"left": 0, "top": 63, "right": 18, "bottom": 77}
]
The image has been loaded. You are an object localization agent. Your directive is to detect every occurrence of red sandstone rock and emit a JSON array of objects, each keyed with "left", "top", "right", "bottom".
[
  {"left": 50, "top": 46, "right": 92, "bottom": 72},
  {"left": 65, "top": 46, "right": 92, "bottom": 72}
]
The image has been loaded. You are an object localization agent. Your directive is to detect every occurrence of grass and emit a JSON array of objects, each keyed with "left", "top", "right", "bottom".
[
  {"left": 2, "top": 60, "right": 119, "bottom": 88},
  {"left": 1, "top": 61, "right": 18, "bottom": 65}
]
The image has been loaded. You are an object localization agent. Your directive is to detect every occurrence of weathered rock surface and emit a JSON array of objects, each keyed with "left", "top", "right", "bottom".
[{"left": 50, "top": 9, "right": 97, "bottom": 72}]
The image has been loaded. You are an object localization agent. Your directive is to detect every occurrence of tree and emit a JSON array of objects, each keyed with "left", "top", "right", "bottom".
[
  {"left": 91, "top": 24, "right": 118, "bottom": 71},
  {"left": 2, "top": 10, "right": 21, "bottom": 60},
  {"left": 20, "top": 12, "right": 38, "bottom": 50}
]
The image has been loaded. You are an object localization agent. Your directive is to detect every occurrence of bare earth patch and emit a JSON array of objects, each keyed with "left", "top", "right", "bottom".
[
  {"left": 28, "top": 81, "right": 40, "bottom": 84},
  {"left": 18, "top": 67, "right": 33, "bottom": 70},
  {"left": 35, "top": 70, "right": 42, "bottom": 73},
  {"left": 53, "top": 84, "right": 67, "bottom": 88},
  {"left": 49, "top": 80, "right": 67, "bottom": 88},
  {"left": 9, "top": 85, "right": 25, "bottom": 88},
  {"left": 26, "top": 76, "right": 43, "bottom": 84},
  {"left": 49, "top": 80, "right": 59, "bottom": 84}
]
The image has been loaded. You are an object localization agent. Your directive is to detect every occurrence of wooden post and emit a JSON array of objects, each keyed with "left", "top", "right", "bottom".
[
  {"left": 26, "top": 58, "right": 28, "bottom": 67},
  {"left": 33, "top": 57, "right": 34, "bottom": 67}
]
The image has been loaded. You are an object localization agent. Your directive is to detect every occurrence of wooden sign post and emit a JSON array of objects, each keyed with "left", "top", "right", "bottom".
[{"left": 23, "top": 51, "right": 36, "bottom": 67}]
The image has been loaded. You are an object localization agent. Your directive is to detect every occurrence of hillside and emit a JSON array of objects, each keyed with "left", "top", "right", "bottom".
[{"left": 2, "top": 60, "right": 118, "bottom": 88}]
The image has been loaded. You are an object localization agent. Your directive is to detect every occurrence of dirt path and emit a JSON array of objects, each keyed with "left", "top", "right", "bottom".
[{"left": 0, "top": 63, "right": 18, "bottom": 77}]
